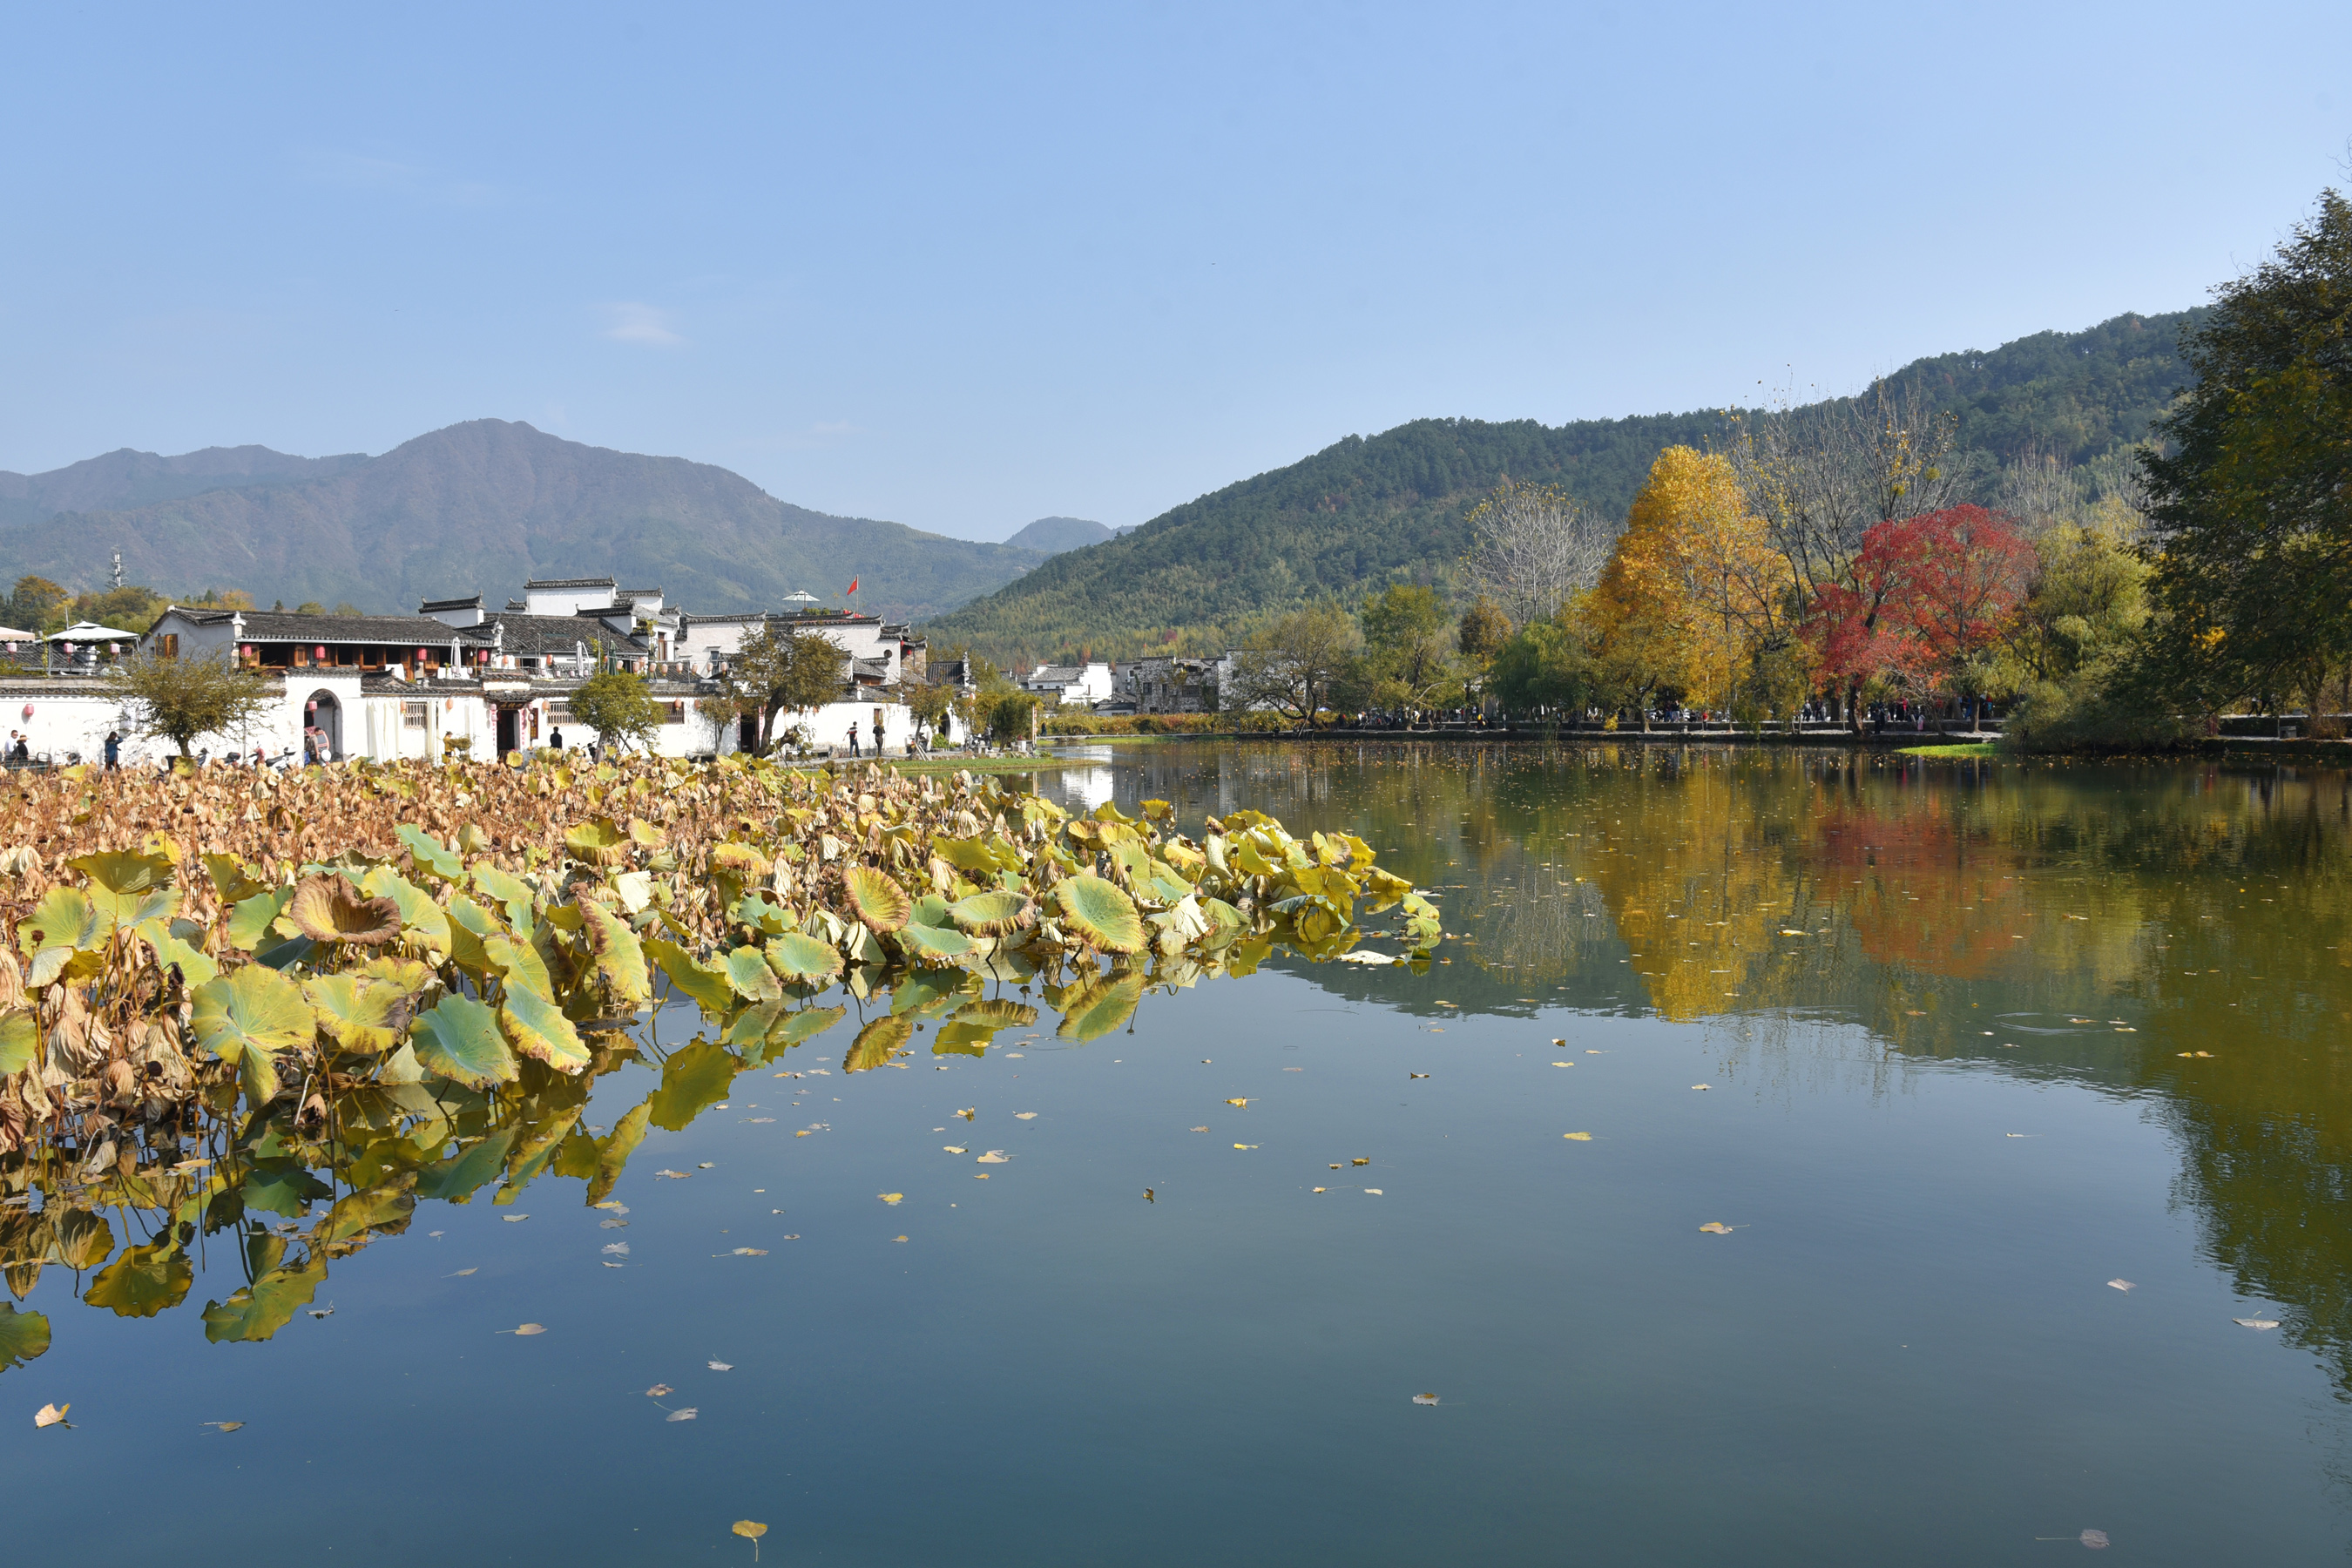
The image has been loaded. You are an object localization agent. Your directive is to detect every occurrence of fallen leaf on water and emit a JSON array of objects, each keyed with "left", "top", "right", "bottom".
[
  {"left": 1551, "top": 1062, "right": 1574, "bottom": 1068},
  {"left": 708, "top": 1360, "right": 733, "bottom": 1369},
  {"left": 600, "top": 1218, "right": 630, "bottom": 1228},
  {"left": 646, "top": 1384, "right": 673, "bottom": 1397},
  {"left": 1698, "top": 1222, "right": 1734, "bottom": 1234},
  {"left": 656, "top": 1169, "right": 690, "bottom": 1179},
  {"left": 1692, "top": 1084, "right": 1712, "bottom": 1091},
  {"left": 448, "top": 1268, "right": 478, "bottom": 1277},
  {"left": 943, "top": 1146, "right": 968, "bottom": 1153},
  {"left": 1014, "top": 1112, "right": 1038, "bottom": 1120},
  {"left": 1313, "top": 1186, "right": 1327, "bottom": 1193},
  {"left": 956, "top": 1108, "right": 976, "bottom": 1120},
  {"left": 503, "top": 1214, "right": 530, "bottom": 1223},
  {"left": 35, "top": 1402, "right": 70, "bottom": 1428},
  {"left": 734, "top": 1519, "right": 769, "bottom": 1560},
  {"left": 1351, "top": 1158, "right": 1369, "bottom": 1166},
  {"left": 2234, "top": 1317, "right": 2281, "bottom": 1330},
  {"left": 602, "top": 1261, "right": 625, "bottom": 1268},
  {"left": 1142, "top": 1188, "right": 1154, "bottom": 1202},
  {"left": 1551, "top": 1037, "right": 1565, "bottom": 1045},
  {"left": 977, "top": 1151, "right": 1008, "bottom": 1162},
  {"left": 307, "top": 1305, "right": 335, "bottom": 1319},
  {"left": 1412, "top": 1393, "right": 1439, "bottom": 1405},
  {"left": 698, "top": 1162, "right": 716, "bottom": 1169},
  {"left": 892, "top": 1235, "right": 909, "bottom": 1242},
  {"left": 732, "top": 1247, "right": 769, "bottom": 1257},
  {"left": 974, "top": 1173, "right": 990, "bottom": 1179},
  {"left": 2080, "top": 1529, "right": 2109, "bottom": 1549},
  {"left": 1363, "top": 1187, "right": 1383, "bottom": 1195},
  {"left": 794, "top": 1131, "right": 812, "bottom": 1138},
  {"left": 202, "top": 1421, "right": 243, "bottom": 1433},
  {"left": 428, "top": 1229, "right": 445, "bottom": 1238},
  {"left": 512, "top": 1323, "right": 546, "bottom": 1335},
  {"left": 1191, "top": 1126, "right": 1210, "bottom": 1132},
  {"left": 747, "top": 1118, "right": 775, "bottom": 1124},
  {"left": 1226, "top": 1098, "right": 1250, "bottom": 1107},
  {"left": 666, "top": 1408, "right": 699, "bottom": 1422},
  {"left": 1563, "top": 1132, "right": 1592, "bottom": 1141},
  {"left": 604, "top": 1242, "right": 631, "bottom": 1255},
  {"left": 1233, "top": 1143, "right": 1257, "bottom": 1150},
  {"left": 879, "top": 1193, "right": 904, "bottom": 1204},
  {"left": 1779, "top": 929, "right": 1807, "bottom": 936},
  {"left": 2107, "top": 1279, "right": 2133, "bottom": 1292},
  {"left": 1409, "top": 1072, "right": 1429, "bottom": 1079}
]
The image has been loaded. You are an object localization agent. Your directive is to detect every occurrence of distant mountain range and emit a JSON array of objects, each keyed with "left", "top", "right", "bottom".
[
  {"left": 925, "top": 309, "right": 2205, "bottom": 664},
  {"left": 0, "top": 421, "right": 1052, "bottom": 622},
  {"left": 1003, "top": 516, "right": 1130, "bottom": 552}
]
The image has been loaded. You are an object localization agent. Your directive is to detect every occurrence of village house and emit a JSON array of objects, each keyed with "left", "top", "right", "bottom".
[
  {"left": 1019, "top": 661, "right": 1113, "bottom": 707},
  {"left": 1127, "top": 655, "right": 1219, "bottom": 714}
]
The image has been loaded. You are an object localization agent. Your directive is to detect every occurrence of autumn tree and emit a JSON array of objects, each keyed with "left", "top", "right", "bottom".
[
  {"left": 106, "top": 649, "right": 275, "bottom": 758},
  {"left": 710, "top": 625, "right": 851, "bottom": 752},
  {"left": 570, "top": 669, "right": 665, "bottom": 754},
  {"left": 1359, "top": 585, "right": 1459, "bottom": 710},
  {"left": 1587, "top": 447, "right": 1795, "bottom": 721},
  {"left": 1808, "top": 506, "right": 2036, "bottom": 700},
  {"left": 6, "top": 576, "right": 71, "bottom": 633}
]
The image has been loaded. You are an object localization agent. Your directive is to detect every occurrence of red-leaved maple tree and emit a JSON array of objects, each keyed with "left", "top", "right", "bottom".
[{"left": 1807, "top": 505, "right": 2037, "bottom": 695}]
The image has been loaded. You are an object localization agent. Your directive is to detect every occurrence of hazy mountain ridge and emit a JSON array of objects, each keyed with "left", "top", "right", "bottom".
[
  {"left": 0, "top": 420, "right": 1047, "bottom": 620},
  {"left": 0, "top": 444, "right": 369, "bottom": 531},
  {"left": 923, "top": 309, "right": 2206, "bottom": 663}
]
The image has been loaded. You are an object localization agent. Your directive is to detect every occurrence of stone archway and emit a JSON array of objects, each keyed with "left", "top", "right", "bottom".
[{"left": 305, "top": 690, "right": 342, "bottom": 760}]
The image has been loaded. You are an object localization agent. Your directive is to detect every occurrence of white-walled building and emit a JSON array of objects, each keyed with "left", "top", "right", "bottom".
[{"left": 1019, "top": 661, "right": 1113, "bottom": 706}]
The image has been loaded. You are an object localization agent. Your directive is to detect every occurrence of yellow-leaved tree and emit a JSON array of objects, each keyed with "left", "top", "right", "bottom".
[{"left": 1589, "top": 447, "right": 1797, "bottom": 720}]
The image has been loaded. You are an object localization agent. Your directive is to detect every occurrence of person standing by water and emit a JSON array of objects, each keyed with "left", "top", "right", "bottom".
[
  {"left": 847, "top": 721, "right": 861, "bottom": 757},
  {"left": 105, "top": 731, "right": 120, "bottom": 770},
  {"left": 549, "top": 726, "right": 564, "bottom": 751},
  {"left": 873, "top": 716, "right": 887, "bottom": 756}
]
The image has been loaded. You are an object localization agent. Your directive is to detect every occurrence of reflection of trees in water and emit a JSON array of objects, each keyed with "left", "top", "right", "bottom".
[{"left": 1105, "top": 740, "right": 2352, "bottom": 1403}]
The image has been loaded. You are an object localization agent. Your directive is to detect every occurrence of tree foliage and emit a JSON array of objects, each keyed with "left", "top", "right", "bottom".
[
  {"left": 1808, "top": 506, "right": 2037, "bottom": 698},
  {"left": 569, "top": 670, "right": 664, "bottom": 754},
  {"left": 1358, "top": 585, "right": 1459, "bottom": 710},
  {"left": 105, "top": 650, "right": 276, "bottom": 758},
  {"left": 1227, "top": 603, "right": 1357, "bottom": 720},
  {"left": 713, "top": 625, "right": 851, "bottom": 752},
  {"left": 2139, "top": 187, "right": 2352, "bottom": 709}
]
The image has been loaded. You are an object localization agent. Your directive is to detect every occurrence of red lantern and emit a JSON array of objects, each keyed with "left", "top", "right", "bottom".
[
  {"left": 314, "top": 645, "right": 327, "bottom": 660},
  {"left": 416, "top": 647, "right": 428, "bottom": 663},
  {"left": 18, "top": 704, "right": 30, "bottom": 720}
]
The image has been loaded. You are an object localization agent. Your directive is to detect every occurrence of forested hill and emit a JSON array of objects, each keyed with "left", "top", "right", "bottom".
[{"left": 924, "top": 309, "right": 2203, "bottom": 665}]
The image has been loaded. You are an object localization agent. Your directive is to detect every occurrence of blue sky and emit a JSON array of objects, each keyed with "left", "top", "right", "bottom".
[{"left": 3, "top": 2, "right": 2345, "bottom": 541}]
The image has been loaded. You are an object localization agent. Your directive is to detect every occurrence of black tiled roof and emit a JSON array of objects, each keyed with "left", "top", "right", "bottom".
[
  {"left": 524, "top": 577, "right": 617, "bottom": 590},
  {"left": 166, "top": 608, "right": 464, "bottom": 643},
  {"left": 468, "top": 612, "right": 648, "bottom": 657},
  {"left": 418, "top": 595, "right": 482, "bottom": 612}
]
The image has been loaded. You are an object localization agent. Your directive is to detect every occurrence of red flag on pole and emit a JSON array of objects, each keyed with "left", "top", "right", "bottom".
[{"left": 847, "top": 578, "right": 858, "bottom": 595}]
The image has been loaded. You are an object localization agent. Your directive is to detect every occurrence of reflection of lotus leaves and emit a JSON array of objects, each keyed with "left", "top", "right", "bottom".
[
  {"left": 846, "top": 1015, "right": 916, "bottom": 1072},
  {"left": 86, "top": 1239, "right": 193, "bottom": 1318},
  {"left": 648, "top": 1042, "right": 740, "bottom": 1132},
  {"left": 200, "top": 1254, "right": 328, "bottom": 1343},
  {"left": 47, "top": 1207, "right": 115, "bottom": 1271},
  {"left": 956, "top": 998, "right": 1039, "bottom": 1028},
  {"left": 0, "top": 1302, "right": 50, "bottom": 1369},
  {"left": 1054, "top": 875, "right": 1145, "bottom": 954},
  {"left": 842, "top": 867, "right": 913, "bottom": 933},
  {"left": 1057, "top": 972, "right": 1146, "bottom": 1043}
]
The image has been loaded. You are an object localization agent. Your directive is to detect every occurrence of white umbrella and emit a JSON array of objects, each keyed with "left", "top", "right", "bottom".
[
  {"left": 782, "top": 591, "right": 820, "bottom": 603},
  {"left": 47, "top": 621, "right": 140, "bottom": 642}
]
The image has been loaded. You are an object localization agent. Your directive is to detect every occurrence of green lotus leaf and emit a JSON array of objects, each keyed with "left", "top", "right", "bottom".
[
  {"left": 470, "top": 862, "right": 538, "bottom": 930},
  {"left": 841, "top": 864, "right": 912, "bottom": 932},
  {"left": 645, "top": 936, "right": 735, "bottom": 1011},
  {"left": 725, "top": 945, "right": 782, "bottom": 1003},
  {"left": 87, "top": 880, "right": 179, "bottom": 929},
  {"left": 770, "top": 1004, "right": 847, "bottom": 1050},
  {"left": 360, "top": 867, "right": 452, "bottom": 953},
  {"left": 896, "top": 922, "right": 974, "bottom": 965},
  {"left": 649, "top": 1040, "right": 739, "bottom": 1132},
  {"left": 303, "top": 975, "right": 408, "bottom": 1055},
  {"left": 86, "top": 1239, "right": 193, "bottom": 1319},
  {"left": 190, "top": 965, "right": 316, "bottom": 1067},
  {"left": 443, "top": 895, "right": 502, "bottom": 974},
  {"left": 909, "top": 891, "right": 950, "bottom": 925},
  {"left": 589, "top": 1100, "right": 651, "bottom": 1205},
  {"left": 954, "top": 997, "right": 1039, "bottom": 1028},
  {"left": 930, "top": 835, "right": 1000, "bottom": 874},
  {"left": 67, "top": 850, "right": 173, "bottom": 895},
  {"left": 281, "top": 874, "right": 402, "bottom": 947},
  {"left": 932, "top": 1021, "right": 994, "bottom": 1054},
  {"left": 499, "top": 983, "right": 591, "bottom": 1074},
  {"left": 19, "top": 887, "right": 110, "bottom": 956},
  {"left": 395, "top": 824, "right": 466, "bottom": 883},
  {"left": 578, "top": 899, "right": 651, "bottom": 1007},
  {"left": 49, "top": 1207, "right": 115, "bottom": 1270},
  {"left": 201, "top": 1254, "right": 328, "bottom": 1343},
  {"left": 1056, "top": 971, "right": 1146, "bottom": 1043},
  {"left": 0, "top": 1303, "right": 49, "bottom": 1370},
  {"left": 725, "top": 998, "right": 786, "bottom": 1046},
  {"left": 948, "top": 889, "right": 1033, "bottom": 936},
  {"left": 889, "top": 970, "right": 975, "bottom": 1017},
  {"left": 844, "top": 1014, "right": 915, "bottom": 1072},
  {"left": 765, "top": 930, "right": 845, "bottom": 983},
  {"left": 204, "top": 852, "right": 267, "bottom": 903},
  {"left": 564, "top": 818, "right": 631, "bottom": 867},
  {"left": 0, "top": 1009, "right": 35, "bottom": 1077},
  {"left": 1053, "top": 875, "right": 1145, "bottom": 954},
  {"left": 483, "top": 934, "right": 555, "bottom": 1000},
  {"left": 414, "top": 1130, "right": 518, "bottom": 1203},
  {"left": 137, "top": 921, "right": 219, "bottom": 988},
  {"left": 241, "top": 1157, "right": 333, "bottom": 1218},
  {"left": 1201, "top": 897, "right": 1247, "bottom": 941},
  {"left": 410, "top": 995, "right": 518, "bottom": 1090},
  {"left": 227, "top": 887, "right": 293, "bottom": 952}
]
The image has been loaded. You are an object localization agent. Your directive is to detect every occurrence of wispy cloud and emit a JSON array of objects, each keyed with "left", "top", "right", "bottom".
[
  {"left": 600, "top": 302, "right": 686, "bottom": 348},
  {"left": 294, "top": 148, "right": 499, "bottom": 206}
]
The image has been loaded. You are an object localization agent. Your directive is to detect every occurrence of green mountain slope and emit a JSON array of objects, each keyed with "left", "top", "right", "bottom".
[
  {"left": 926, "top": 309, "right": 2202, "bottom": 663},
  {"left": 0, "top": 420, "right": 1046, "bottom": 620},
  {"left": 0, "top": 444, "right": 368, "bottom": 531}
]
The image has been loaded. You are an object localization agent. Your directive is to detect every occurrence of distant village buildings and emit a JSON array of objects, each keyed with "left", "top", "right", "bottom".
[{"left": 3, "top": 573, "right": 928, "bottom": 767}]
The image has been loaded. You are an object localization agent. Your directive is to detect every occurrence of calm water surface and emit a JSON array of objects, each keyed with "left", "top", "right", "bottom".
[{"left": 9, "top": 740, "right": 2352, "bottom": 1565}]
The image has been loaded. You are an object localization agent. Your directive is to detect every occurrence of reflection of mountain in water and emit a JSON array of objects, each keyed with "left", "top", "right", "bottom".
[{"left": 1079, "top": 738, "right": 2352, "bottom": 1397}]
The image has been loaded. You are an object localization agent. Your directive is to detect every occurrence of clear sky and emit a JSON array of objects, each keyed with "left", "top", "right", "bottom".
[{"left": 3, "top": 2, "right": 2345, "bottom": 541}]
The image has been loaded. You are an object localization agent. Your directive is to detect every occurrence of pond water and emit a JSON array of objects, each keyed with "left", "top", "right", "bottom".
[{"left": 9, "top": 740, "right": 2352, "bottom": 1565}]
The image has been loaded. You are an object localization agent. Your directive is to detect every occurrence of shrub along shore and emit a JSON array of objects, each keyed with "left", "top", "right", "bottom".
[{"left": 0, "top": 755, "right": 1440, "bottom": 1359}]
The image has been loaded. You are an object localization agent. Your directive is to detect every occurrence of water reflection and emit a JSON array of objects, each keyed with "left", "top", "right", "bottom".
[{"left": 1091, "top": 740, "right": 2352, "bottom": 1399}]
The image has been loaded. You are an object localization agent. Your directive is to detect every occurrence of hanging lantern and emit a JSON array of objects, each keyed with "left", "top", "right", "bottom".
[
  {"left": 416, "top": 647, "right": 428, "bottom": 663},
  {"left": 240, "top": 644, "right": 253, "bottom": 657},
  {"left": 60, "top": 642, "right": 74, "bottom": 655},
  {"left": 19, "top": 704, "right": 30, "bottom": 720},
  {"left": 314, "top": 645, "right": 328, "bottom": 660}
]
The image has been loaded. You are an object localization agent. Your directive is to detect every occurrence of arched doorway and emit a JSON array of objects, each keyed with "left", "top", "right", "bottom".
[{"left": 305, "top": 691, "right": 342, "bottom": 760}]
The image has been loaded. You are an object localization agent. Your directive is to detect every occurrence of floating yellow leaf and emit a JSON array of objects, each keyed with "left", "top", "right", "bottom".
[
  {"left": 201, "top": 1420, "right": 244, "bottom": 1432},
  {"left": 1698, "top": 1222, "right": 1734, "bottom": 1234},
  {"left": 512, "top": 1323, "right": 546, "bottom": 1335},
  {"left": 1226, "top": 1098, "right": 1250, "bottom": 1107},
  {"left": 1411, "top": 1393, "right": 1439, "bottom": 1405},
  {"left": 35, "top": 1402, "right": 70, "bottom": 1428},
  {"left": 1563, "top": 1132, "right": 1592, "bottom": 1141},
  {"left": 734, "top": 1519, "right": 770, "bottom": 1561},
  {"left": 879, "top": 1193, "right": 903, "bottom": 1204}
]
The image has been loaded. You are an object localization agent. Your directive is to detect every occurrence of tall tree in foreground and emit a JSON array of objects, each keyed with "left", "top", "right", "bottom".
[
  {"left": 2139, "top": 187, "right": 2352, "bottom": 710},
  {"left": 712, "top": 625, "right": 852, "bottom": 752},
  {"left": 106, "top": 650, "right": 275, "bottom": 758}
]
